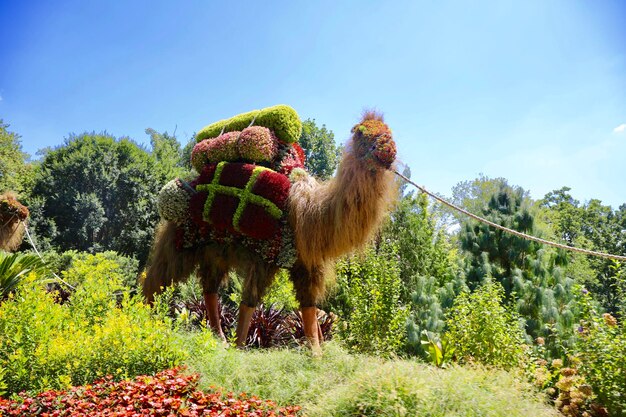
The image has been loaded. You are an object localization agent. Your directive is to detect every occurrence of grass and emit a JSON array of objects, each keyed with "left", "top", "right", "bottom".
[{"left": 183, "top": 337, "right": 558, "bottom": 417}]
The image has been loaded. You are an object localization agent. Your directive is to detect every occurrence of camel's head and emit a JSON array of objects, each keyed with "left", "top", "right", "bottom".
[{"left": 350, "top": 111, "right": 396, "bottom": 169}]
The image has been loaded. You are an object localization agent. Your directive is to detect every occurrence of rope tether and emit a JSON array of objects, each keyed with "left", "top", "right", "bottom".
[
  {"left": 393, "top": 170, "right": 626, "bottom": 262},
  {"left": 21, "top": 221, "right": 77, "bottom": 290}
]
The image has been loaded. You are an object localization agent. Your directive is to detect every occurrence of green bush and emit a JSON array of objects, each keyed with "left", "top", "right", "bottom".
[
  {"left": 446, "top": 281, "right": 529, "bottom": 370},
  {"left": 44, "top": 250, "right": 139, "bottom": 289},
  {"left": 0, "top": 251, "right": 45, "bottom": 300},
  {"left": 0, "top": 253, "right": 215, "bottom": 395},
  {"left": 576, "top": 289, "right": 626, "bottom": 416},
  {"left": 220, "top": 269, "right": 298, "bottom": 311},
  {"left": 334, "top": 243, "right": 409, "bottom": 355}
]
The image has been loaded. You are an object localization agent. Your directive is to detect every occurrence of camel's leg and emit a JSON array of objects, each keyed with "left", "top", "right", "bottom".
[
  {"left": 317, "top": 320, "right": 324, "bottom": 343},
  {"left": 302, "top": 306, "right": 321, "bottom": 355},
  {"left": 203, "top": 292, "right": 226, "bottom": 341},
  {"left": 235, "top": 304, "right": 255, "bottom": 347}
]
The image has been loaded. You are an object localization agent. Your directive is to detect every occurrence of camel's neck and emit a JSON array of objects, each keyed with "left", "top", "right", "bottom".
[{"left": 288, "top": 151, "right": 396, "bottom": 269}]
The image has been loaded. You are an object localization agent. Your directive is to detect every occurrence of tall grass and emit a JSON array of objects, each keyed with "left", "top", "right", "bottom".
[{"left": 184, "top": 341, "right": 558, "bottom": 417}]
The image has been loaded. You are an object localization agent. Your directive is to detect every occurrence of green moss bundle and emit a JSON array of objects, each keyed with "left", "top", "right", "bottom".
[{"left": 196, "top": 105, "right": 302, "bottom": 144}]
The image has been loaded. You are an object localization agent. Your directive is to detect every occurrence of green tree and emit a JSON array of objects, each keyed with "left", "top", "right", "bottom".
[
  {"left": 459, "top": 183, "right": 576, "bottom": 354},
  {"left": 29, "top": 133, "right": 168, "bottom": 265},
  {"left": 145, "top": 128, "right": 188, "bottom": 180},
  {"left": 382, "top": 172, "right": 464, "bottom": 357},
  {"left": 0, "top": 120, "right": 35, "bottom": 196},
  {"left": 298, "top": 119, "right": 341, "bottom": 180},
  {"left": 540, "top": 188, "right": 626, "bottom": 315}
]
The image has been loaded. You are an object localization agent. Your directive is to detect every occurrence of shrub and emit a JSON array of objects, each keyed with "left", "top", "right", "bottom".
[
  {"left": 43, "top": 249, "right": 139, "bottom": 289},
  {"left": 445, "top": 280, "right": 529, "bottom": 370},
  {"left": 334, "top": 242, "right": 409, "bottom": 355},
  {"left": 576, "top": 289, "right": 626, "bottom": 416},
  {"left": 0, "top": 253, "right": 213, "bottom": 395},
  {"left": 0, "top": 251, "right": 44, "bottom": 300}
]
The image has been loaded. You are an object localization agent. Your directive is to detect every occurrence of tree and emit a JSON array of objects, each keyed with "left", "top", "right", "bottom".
[
  {"left": 540, "top": 188, "right": 626, "bottom": 315},
  {"left": 382, "top": 178, "right": 464, "bottom": 357},
  {"left": 0, "top": 121, "right": 35, "bottom": 196},
  {"left": 298, "top": 119, "right": 341, "bottom": 180},
  {"left": 145, "top": 128, "right": 188, "bottom": 180},
  {"left": 459, "top": 183, "right": 576, "bottom": 354},
  {"left": 29, "top": 133, "right": 169, "bottom": 265}
]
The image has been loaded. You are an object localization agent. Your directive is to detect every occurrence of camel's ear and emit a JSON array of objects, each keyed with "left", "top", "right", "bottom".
[{"left": 360, "top": 110, "right": 384, "bottom": 123}]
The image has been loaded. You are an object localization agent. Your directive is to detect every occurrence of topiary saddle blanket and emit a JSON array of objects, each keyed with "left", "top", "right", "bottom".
[{"left": 157, "top": 105, "right": 305, "bottom": 268}]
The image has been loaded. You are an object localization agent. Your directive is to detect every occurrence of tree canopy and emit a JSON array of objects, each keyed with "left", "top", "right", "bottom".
[
  {"left": 28, "top": 132, "right": 173, "bottom": 265},
  {"left": 0, "top": 120, "right": 34, "bottom": 196},
  {"left": 298, "top": 119, "right": 341, "bottom": 180}
]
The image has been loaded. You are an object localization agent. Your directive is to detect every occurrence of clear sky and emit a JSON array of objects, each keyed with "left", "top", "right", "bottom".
[{"left": 1, "top": 1, "right": 625, "bottom": 207}]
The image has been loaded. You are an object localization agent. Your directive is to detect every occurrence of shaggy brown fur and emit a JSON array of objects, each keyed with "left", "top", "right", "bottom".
[
  {"left": 143, "top": 111, "right": 397, "bottom": 310},
  {"left": 0, "top": 192, "right": 27, "bottom": 252}
]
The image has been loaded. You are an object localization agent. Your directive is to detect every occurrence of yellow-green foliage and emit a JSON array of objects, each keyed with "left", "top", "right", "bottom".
[
  {"left": 0, "top": 254, "right": 217, "bottom": 395},
  {"left": 446, "top": 281, "right": 529, "bottom": 370},
  {"left": 187, "top": 343, "right": 559, "bottom": 417},
  {"left": 263, "top": 270, "right": 298, "bottom": 311},
  {"left": 196, "top": 104, "right": 302, "bottom": 144},
  {"left": 335, "top": 244, "right": 409, "bottom": 355},
  {"left": 576, "top": 290, "right": 626, "bottom": 416}
]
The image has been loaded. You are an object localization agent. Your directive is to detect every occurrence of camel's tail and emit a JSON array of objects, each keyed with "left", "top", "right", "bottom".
[{"left": 143, "top": 221, "right": 199, "bottom": 303}]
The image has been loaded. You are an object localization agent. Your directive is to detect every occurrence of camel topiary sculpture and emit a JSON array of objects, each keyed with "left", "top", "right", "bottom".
[
  {"left": 143, "top": 105, "right": 397, "bottom": 351},
  {"left": 0, "top": 192, "right": 29, "bottom": 252}
]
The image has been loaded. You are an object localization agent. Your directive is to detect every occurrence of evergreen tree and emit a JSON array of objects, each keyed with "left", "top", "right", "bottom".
[
  {"left": 459, "top": 183, "right": 576, "bottom": 354},
  {"left": 382, "top": 183, "right": 464, "bottom": 357}
]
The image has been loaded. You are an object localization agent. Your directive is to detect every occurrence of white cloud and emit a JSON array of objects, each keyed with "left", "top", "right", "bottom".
[{"left": 613, "top": 123, "right": 626, "bottom": 133}]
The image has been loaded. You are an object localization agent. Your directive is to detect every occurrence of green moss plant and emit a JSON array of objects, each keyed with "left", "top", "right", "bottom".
[{"left": 196, "top": 105, "right": 302, "bottom": 144}]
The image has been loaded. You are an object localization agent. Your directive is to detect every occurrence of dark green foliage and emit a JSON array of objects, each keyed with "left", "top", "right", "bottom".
[
  {"left": 28, "top": 133, "right": 170, "bottom": 265},
  {"left": 541, "top": 188, "right": 626, "bottom": 315},
  {"left": 459, "top": 182, "right": 576, "bottom": 355},
  {"left": 446, "top": 281, "right": 528, "bottom": 370},
  {"left": 382, "top": 189, "right": 464, "bottom": 357},
  {"left": 196, "top": 105, "right": 302, "bottom": 144},
  {"left": 298, "top": 119, "right": 341, "bottom": 180}
]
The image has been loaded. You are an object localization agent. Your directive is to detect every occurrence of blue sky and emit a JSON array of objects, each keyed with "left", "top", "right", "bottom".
[{"left": 1, "top": 1, "right": 625, "bottom": 207}]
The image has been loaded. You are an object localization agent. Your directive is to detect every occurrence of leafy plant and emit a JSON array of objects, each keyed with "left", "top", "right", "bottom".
[
  {"left": 445, "top": 281, "right": 529, "bottom": 370},
  {"left": 245, "top": 304, "right": 296, "bottom": 348},
  {"left": 420, "top": 330, "right": 455, "bottom": 368},
  {"left": 0, "top": 253, "right": 209, "bottom": 396},
  {"left": 0, "top": 367, "right": 301, "bottom": 416},
  {"left": 0, "top": 251, "right": 44, "bottom": 300},
  {"left": 334, "top": 242, "right": 409, "bottom": 355},
  {"left": 576, "top": 288, "right": 626, "bottom": 416}
]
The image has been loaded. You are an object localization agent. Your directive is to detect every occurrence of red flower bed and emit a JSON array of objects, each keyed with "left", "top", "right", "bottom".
[{"left": 0, "top": 368, "right": 301, "bottom": 417}]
